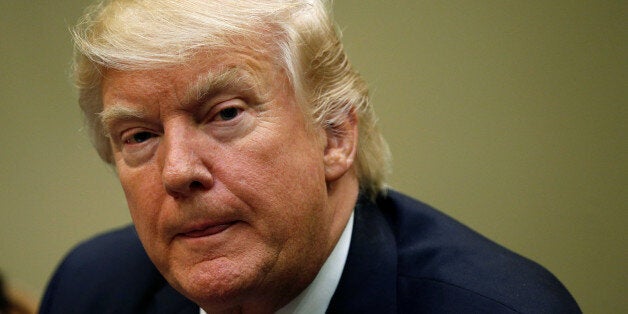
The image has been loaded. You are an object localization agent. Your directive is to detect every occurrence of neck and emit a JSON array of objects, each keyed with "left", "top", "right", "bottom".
[{"left": 325, "top": 171, "right": 360, "bottom": 252}]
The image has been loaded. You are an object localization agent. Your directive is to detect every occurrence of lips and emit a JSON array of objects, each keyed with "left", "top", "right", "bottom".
[{"left": 180, "top": 222, "right": 235, "bottom": 238}]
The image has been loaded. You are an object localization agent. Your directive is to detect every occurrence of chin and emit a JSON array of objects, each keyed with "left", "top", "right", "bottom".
[{"left": 169, "top": 256, "right": 265, "bottom": 308}]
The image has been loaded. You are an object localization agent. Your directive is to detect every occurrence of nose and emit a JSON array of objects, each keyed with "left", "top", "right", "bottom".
[{"left": 161, "top": 126, "right": 213, "bottom": 198}]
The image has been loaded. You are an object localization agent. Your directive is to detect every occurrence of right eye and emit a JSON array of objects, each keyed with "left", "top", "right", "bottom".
[{"left": 124, "top": 131, "right": 157, "bottom": 145}]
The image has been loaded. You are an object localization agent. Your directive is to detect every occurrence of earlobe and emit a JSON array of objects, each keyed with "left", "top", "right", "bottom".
[{"left": 323, "top": 110, "right": 358, "bottom": 182}]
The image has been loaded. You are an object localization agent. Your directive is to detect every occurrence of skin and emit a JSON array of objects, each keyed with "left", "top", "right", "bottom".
[{"left": 100, "top": 48, "right": 359, "bottom": 313}]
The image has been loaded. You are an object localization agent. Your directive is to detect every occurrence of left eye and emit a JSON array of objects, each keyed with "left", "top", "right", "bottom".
[{"left": 217, "top": 107, "right": 240, "bottom": 121}]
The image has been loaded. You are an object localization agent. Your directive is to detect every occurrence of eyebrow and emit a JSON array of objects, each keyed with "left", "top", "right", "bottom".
[
  {"left": 184, "top": 66, "right": 258, "bottom": 105},
  {"left": 99, "top": 106, "right": 147, "bottom": 138}
]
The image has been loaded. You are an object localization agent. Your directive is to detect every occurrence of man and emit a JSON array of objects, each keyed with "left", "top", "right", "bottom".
[{"left": 41, "top": 0, "right": 580, "bottom": 313}]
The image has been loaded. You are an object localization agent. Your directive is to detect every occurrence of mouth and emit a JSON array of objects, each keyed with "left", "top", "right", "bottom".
[{"left": 179, "top": 222, "right": 236, "bottom": 238}]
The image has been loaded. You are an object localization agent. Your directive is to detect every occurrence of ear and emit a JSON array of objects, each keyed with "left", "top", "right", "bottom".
[{"left": 323, "top": 109, "right": 358, "bottom": 182}]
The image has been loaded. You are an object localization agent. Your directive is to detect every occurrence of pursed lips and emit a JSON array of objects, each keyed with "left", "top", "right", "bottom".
[{"left": 178, "top": 221, "right": 237, "bottom": 239}]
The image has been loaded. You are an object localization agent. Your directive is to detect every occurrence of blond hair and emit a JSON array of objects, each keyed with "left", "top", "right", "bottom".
[{"left": 73, "top": 0, "right": 391, "bottom": 197}]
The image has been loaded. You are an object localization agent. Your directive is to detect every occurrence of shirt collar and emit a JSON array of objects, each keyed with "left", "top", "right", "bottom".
[{"left": 275, "top": 211, "right": 354, "bottom": 314}]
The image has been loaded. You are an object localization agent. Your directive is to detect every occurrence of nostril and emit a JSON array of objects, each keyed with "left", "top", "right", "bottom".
[{"left": 190, "top": 181, "right": 204, "bottom": 190}]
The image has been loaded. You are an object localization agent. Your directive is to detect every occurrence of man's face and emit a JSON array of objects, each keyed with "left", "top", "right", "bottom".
[{"left": 101, "top": 49, "right": 346, "bottom": 310}]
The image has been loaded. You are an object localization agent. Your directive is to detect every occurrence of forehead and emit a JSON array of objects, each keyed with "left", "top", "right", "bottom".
[{"left": 101, "top": 48, "right": 282, "bottom": 105}]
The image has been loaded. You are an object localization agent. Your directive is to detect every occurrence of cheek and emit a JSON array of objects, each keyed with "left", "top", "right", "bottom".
[
  {"left": 224, "top": 125, "right": 328, "bottom": 230},
  {"left": 117, "top": 163, "right": 164, "bottom": 234},
  {"left": 234, "top": 124, "right": 324, "bottom": 191}
]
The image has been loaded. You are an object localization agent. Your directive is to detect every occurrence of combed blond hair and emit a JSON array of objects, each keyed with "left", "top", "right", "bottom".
[{"left": 73, "top": 0, "right": 390, "bottom": 197}]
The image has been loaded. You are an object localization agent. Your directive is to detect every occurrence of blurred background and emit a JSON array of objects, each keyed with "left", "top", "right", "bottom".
[{"left": 0, "top": 1, "right": 625, "bottom": 312}]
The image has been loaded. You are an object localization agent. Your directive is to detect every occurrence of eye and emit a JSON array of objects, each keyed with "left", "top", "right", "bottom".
[
  {"left": 124, "top": 131, "right": 157, "bottom": 144},
  {"left": 217, "top": 107, "right": 241, "bottom": 121}
]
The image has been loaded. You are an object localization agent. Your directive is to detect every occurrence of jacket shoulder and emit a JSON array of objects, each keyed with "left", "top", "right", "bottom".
[
  {"left": 40, "top": 225, "right": 189, "bottom": 313},
  {"left": 380, "top": 190, "right": 581, "bottom": 313}
]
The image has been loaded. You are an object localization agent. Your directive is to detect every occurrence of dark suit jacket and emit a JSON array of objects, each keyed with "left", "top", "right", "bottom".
[{"left": 40, "top": 190, "right": 580, "bottom": 313}]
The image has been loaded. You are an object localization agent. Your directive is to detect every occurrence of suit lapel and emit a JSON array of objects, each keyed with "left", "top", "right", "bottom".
[
  {"left": 145, "top": 280, "right": 198, "bottom": 314},
  {"left": 327, "top": 195, "right": 398, "bottom": 313}
]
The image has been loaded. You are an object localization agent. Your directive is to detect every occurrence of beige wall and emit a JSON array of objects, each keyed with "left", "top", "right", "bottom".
[{"left": 0, "top": 1, "right": 625, "bottom": 312}]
